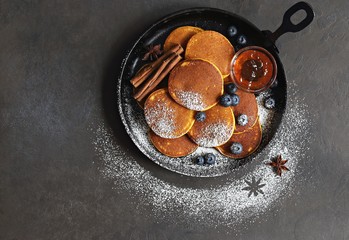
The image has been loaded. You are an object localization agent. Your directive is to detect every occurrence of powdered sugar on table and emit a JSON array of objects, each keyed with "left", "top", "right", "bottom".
[{"left": 93, "top": 82, "right": 312, "bottom": 228}]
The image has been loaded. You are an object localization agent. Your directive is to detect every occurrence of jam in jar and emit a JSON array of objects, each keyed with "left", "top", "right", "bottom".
[{"left": 230, "top": 46, "right": 277, "bottom": 93}]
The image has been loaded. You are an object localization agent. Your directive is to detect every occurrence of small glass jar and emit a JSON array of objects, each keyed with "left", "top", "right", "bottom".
[{"left": 230, "top": 46, "right": 277, "bottom": 93}]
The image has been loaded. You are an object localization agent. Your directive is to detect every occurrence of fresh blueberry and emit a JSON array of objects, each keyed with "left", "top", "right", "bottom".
[
  {"left": 237, "top": 35, "right": 247, "bottom": 45},
  {"left": 230, "top": 142, "right": 243, "bottom": 154},
  {"left": 204, "top": 153, "right": 216, "bottom": 165},
  {"left": 195, "top": 156, "right": 205, "bottom": 165},
  {"left": 230, "top": 93, "right": 240, "bottom": 106},
  {"left": 237, "top": 114, "right": 248, "bottom": 126},
  {"left": 219, "top": 93, "right": 233, "bottom": 107},
  {"left": 195, "top": 112, "right": 206, "bottom": 122},
  {"left": 264, "top": 97, "right": 276, "bottom": 109},
  {"left": 227, "top": 26, "right": 238, "bottom": 37},
  {"left": 225, "top": 83, "right": 237, "bottom": 95}
]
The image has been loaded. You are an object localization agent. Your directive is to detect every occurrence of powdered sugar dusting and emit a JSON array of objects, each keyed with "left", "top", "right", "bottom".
[
  {"left": 193, "top": 122, "right": 234, "bottom": 147},
  {"left": 175, "top": 90, "right": 207, "bottom": 111},
  {"left": 118, "top": 77, "right": 286, "bottom": 176},
  {"left": 93, "top": 93, "right": 311, "bottom": 227},
  {"left": 144, "top": 100, "right": 176, "bottom": 138},
  {"left": 256, "top": 90, "right": 275, "bottom": 131}
]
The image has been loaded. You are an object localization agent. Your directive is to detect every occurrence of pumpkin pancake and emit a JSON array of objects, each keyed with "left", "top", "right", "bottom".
[
  {"left": 149, "top": 131, "right": 198, "bottom": 157},
  {"left": 188, "top": 104, "right": 235, "bottom": 147},
  {"left": 164, "top": 26, "right": 203, "bottom": 52},
  {"left": 232, "top": 89, "right": 259, "bottom": 133},
  {"left": 216, "top": 118, "right": 262, "bottom": 159},
  {"left": 144, "top": 88, "right": 195, "bottom": 139},
  {"left": 185, "top": 30, "right": 235, "bottom": 76},
  {"left": 168, "top": 59, "right": 223, "bottom": 111}
]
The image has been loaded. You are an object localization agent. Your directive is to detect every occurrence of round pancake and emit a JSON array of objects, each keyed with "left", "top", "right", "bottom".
[
  {"left": 185, "top": 30, "right": 235, "bottom": 76},
  {"left": 168, "top": 59, "right": 223, "bottom": 111},
  {"left": 188, "top": 104, "right": 235, "bottom": 147},
  {"left": 232, "top": 89, "right": 259, "bottom": 133},
  {"left": 144, "top": 88, "right": 195, "bottom": 139},
  {"left": 149, "top": 131, "right": 198, "bottom": 157},
  {"left": 216, "top": 118, "right": 262, "bottom": 159},
  {"left": 164, "top": 26, "right": 203, "bottom": 52}
]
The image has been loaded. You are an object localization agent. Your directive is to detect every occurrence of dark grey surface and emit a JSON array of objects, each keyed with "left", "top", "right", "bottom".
[{"left": 0, "top": 0, "right": 348, "bottom": 239}]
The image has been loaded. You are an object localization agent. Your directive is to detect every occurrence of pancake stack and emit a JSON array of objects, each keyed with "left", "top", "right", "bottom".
[{"left": 133, "top": 26, "right": 262, "bottom": 159}]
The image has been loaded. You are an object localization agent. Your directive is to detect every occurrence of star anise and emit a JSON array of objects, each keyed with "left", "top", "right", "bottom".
[
  {"left": 142, "top": 44, "right": 163, "bottom": 61},
  {"left": 267, "top": 154, "right": 289, "bottom": 176},
  {"left": 242, "top": 176, "right": 266, "bottom": 197}
]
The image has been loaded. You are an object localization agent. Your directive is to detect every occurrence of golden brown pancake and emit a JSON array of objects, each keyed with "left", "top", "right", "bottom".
[
  {"left": 232, "top": 89, "right": 259, "bottom": 133},
  {"left": 185, "top": 30, "right": 235, "bottom": 76},
  {"left": 168, "top": 59, "right": 223, "bottom": 111},
  {"left": 149, "top": 131, "right": 198, "bottom": 157},
  {"left": 216, "top": 118, "right": 262, "bottom": 159},
  {"left": 144, "top": 88, "right": 195, "bottom": 139},
  {"left": 164, "top": 26, "right": 203, "bottom": 52},
  {"left": 188, "top": 104, "right": 235, "bottom": 147}
]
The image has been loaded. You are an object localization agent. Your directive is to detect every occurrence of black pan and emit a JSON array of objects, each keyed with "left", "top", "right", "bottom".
[{"left": 117, "top": 2, "right": 314, "bottom": 177}]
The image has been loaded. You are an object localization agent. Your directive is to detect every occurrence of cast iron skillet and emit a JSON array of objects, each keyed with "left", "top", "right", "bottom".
[{"left": 117, "top": 2, "right": 314, "bottom": 177}]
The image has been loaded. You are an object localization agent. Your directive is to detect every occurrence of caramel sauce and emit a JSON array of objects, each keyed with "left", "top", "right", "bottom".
[{"left": 233, "top": 49, "right": 275, "bottom": 91}]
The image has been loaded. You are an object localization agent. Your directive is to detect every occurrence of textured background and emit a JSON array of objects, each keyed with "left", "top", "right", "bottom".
[{"left": 1, "top": 0, "right": 349, "bottom": 239}]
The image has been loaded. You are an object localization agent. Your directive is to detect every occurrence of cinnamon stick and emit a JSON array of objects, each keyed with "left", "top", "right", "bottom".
[
  {"left": 131, "top": 65, "right": 153, "bottom": 88},
  {"left": 135, "top": 54, "right": 182, "bottom": 101},
  {"left": 130, "top": 44, "right": 183, "bottom": 87},
  {"left": 134, "top": 52, "right": 176, "bottom": 100}
]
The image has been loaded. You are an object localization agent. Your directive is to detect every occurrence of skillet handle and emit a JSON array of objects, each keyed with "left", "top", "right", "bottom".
[{"left": 268, "top": 1, "right": 314, "bottom": 43}]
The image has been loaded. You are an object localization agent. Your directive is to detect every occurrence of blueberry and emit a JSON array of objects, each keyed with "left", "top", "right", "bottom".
[
  {"left": 230, "top": 93, "right": 240, "bottom": 106},
  {"left": 195, "top": 111, "right": 206, "bottom": 122},
  {"left": 237, "top": 114, "right": 248, "bottom": 126},
  {"left": 219, "top": 93, "right": 233, "bottom": 107},
  {"left": 264, "top": 97, "right": 276, "bottom": 109},
  {"left": 230, "top": 142, "right": 243, "bottom": 154},
  {"left": 237, "top": 35, "right": 247, "bottom": 45},
  {"left": 225, "top": 83, "right": 237, "bottom": 95},
  {"left": 227, "top": 26, "right": 238, "bottom": 37},
  {"left": 204, "top": 153, "right": 216, "bottom": 165},
  {"left": 195, "top": 156, "right": 205, "bottom": 165}
]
